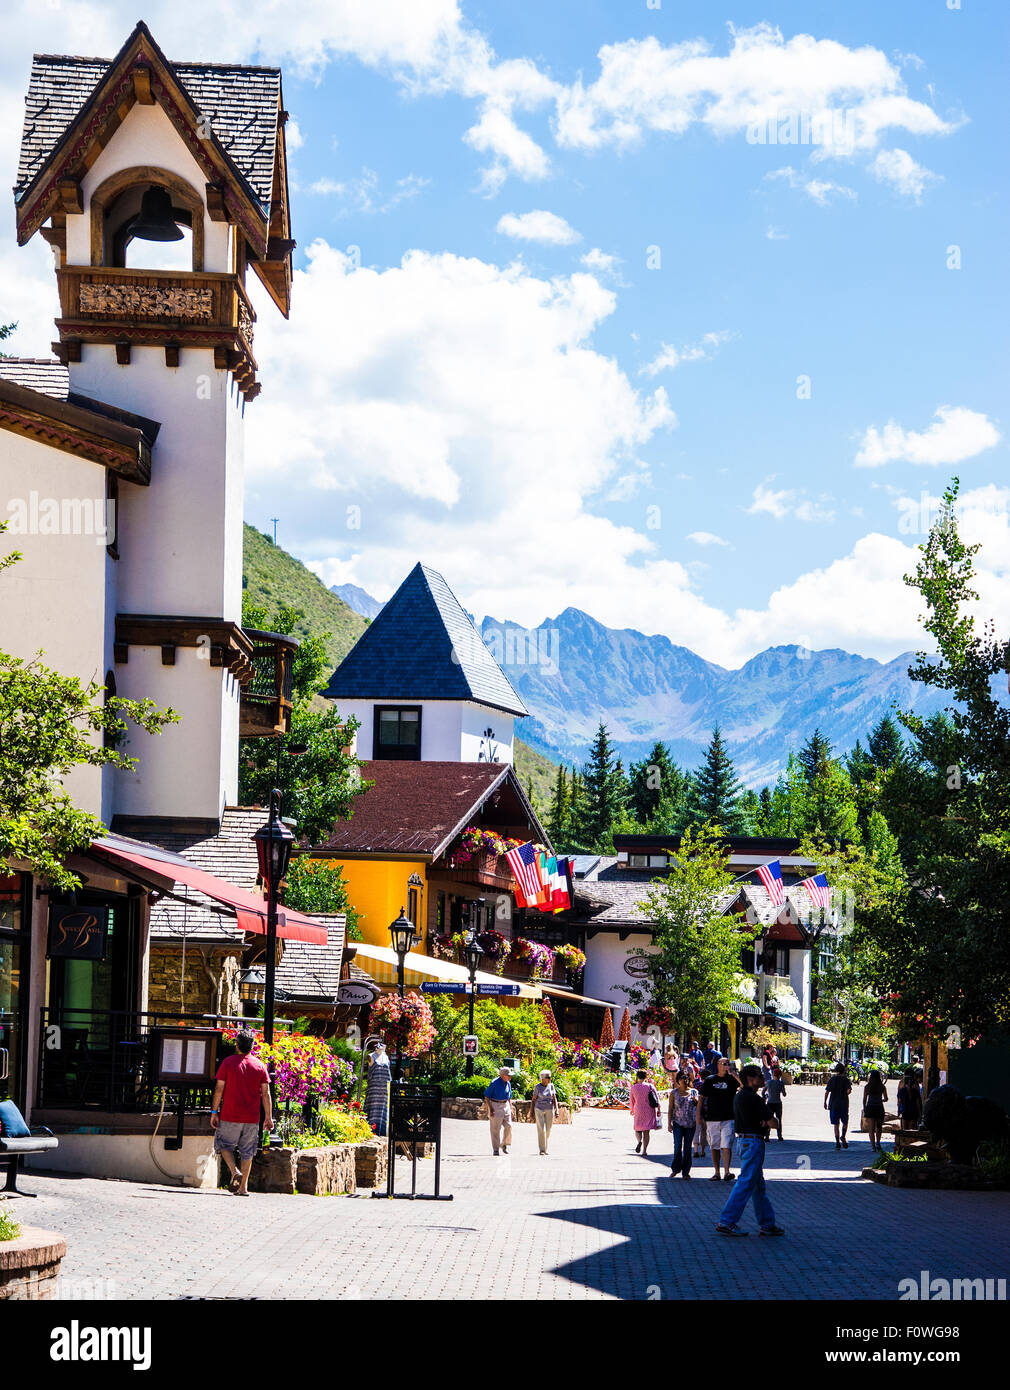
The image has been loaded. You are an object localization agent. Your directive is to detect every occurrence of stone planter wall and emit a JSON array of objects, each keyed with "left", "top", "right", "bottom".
[
  {"left": 0, "top": 1226, "right": 66, "bottom": 1301},
  {"left": 248, "top": 1139, "right": 386, "bottom": 1195}
]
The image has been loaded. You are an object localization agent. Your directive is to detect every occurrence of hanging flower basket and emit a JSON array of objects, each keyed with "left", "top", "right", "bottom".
[
  {"left": 369, "top": 991, "right": 436, "bottom": 1057},
  {"left": 509, "top": 937, "right": 555, "bottom": 980}
]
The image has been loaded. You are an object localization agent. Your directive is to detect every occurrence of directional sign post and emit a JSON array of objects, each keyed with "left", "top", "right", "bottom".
[{"left": 419, "top": 981, "right": 521, "bottom": 996}]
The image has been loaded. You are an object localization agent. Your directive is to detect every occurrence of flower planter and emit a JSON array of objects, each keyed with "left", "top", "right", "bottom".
[
  {"left": 248, "top": 1139, "right": 387, "bottom": 1195},
  {"left": 0, "top": 1226, "right": 67, "bottom": 1300}
]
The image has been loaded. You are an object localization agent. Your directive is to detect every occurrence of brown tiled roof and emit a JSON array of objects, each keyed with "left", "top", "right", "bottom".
[
  {"left": 274, "top": 917, "right": 347, "bottom": 1005},
  {"left": 313, "top": 760, "right": 545, "bottom": 857},
  {"left": 143, "top": 807, "right": 264, "bottom": 944},
  {"left": 16, "top": 52, "right": 281, "bottom": 214}
]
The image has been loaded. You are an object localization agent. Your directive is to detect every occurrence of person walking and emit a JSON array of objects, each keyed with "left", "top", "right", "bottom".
[
  {"left": 667, "top": 1070, "right": 701, "bottom": 1178},
  {"left": 210, "top": 1030, "right": 272, "bottom": 1196},
  {"left": 648, "top": 1041, "right": 663, "bottom": 1070},
  {"left": 763, "top": 1065, "right": 787, "bottom": 1140},
  {"left": 824, "top": 1062, "right": 852, "bottom": 1149},
  {"left": 532, "top": 1069, "right": 560, "bottom": 1155},
  {"left": 687, "top": 1039, "right": 705, "bottom": 1070},
  {"left": 484, "top": 1066, "right": 514, "bottom": 1155},
  {"left": 700, "top": 1057, "right": 740, "bottom": 1181},
  {"left": 662, "top": 1043, "right": 680, "bottom": 1078},
  {"left": 862, "top": 1069, "right": 888, "bottom": 1151},
  {"left": 702, "top": 1039, "right": 723, "bottom": 1075},
  {"left": 629, "top": 1068, "right": 661, "bottom": 1154},
  {"left": 896, "top": 1070, "right": 922, "bottom": 1131},
  {"left": 715, "top": 1064, "right": 784, "bottom": 1237}
]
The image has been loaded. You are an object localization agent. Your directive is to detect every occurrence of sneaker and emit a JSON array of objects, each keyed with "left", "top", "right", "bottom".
[
  {"left": 715, "top": 1224, "right": 748, "bottom": 1236},
  {"left": 759, "top": 1226, "right": 785, "bottom": 1237},
  {"left": 493, "top": 1150, "right": 500, "bottom": 1156}
]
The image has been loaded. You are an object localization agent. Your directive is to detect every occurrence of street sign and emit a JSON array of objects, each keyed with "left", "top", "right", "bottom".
[
  {"left": 474, "top": 983, "right": 521, "bottom": 996},
  {"left": 420, "top": 982, "right": 463, "bottom": 994},
  {"left": 463, "top": 1035, "right": 479, "bottom": 1057},
  {"left": 335, "top": 982, "right": 380, "bottom": 1005}
]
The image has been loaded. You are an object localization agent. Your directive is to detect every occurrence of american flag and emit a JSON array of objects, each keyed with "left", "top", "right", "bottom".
[
  {"left": 800, "top": 872, "right": 831, "bottom": 909},
  {"left": 506, "top": 841, "right": 541, "bottom": 906},
  {"left": 756, "top": 859, "right": 784, "bottom": 905}
]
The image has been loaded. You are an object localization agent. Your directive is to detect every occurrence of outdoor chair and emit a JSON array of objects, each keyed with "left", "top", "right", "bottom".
[{"left": 0, "top": 1100, "right": 59, "bottom": 1197}]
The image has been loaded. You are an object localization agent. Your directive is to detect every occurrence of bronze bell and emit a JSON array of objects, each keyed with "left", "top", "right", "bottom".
[{"left": 129, "top": 186, "right": 183, "bottom": 242}]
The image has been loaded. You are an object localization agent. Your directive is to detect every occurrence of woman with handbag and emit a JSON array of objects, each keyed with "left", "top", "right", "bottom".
[{"left": 629, "top": 1068, "right": 661, "bottom": 1155}]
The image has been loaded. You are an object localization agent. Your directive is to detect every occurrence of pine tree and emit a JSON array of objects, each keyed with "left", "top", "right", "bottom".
[
  {"left": 581, "top": 722, "right": 623, "bottom": 849},
  {"left": 867, "top": 715, "right": 907, "bottom": 771},
  {"left": 547, "top": 763, "right": 570, "bottom": 846},
  {"left": 758, "top": 785, "right": 774, "bottom": 831},
  {"left": 687, "top": 726, "right": 749, "bottom": 833},
  {"left": 628, "top": 741, "right": 680, "bottom": 824},
  {"left": 798, "top": 728, "right": 832, "bottom": 784}
]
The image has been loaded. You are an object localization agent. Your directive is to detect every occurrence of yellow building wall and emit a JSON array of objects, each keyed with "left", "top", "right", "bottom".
[{"left": 316, "top": 856, "right": 428, "bottom": 946}]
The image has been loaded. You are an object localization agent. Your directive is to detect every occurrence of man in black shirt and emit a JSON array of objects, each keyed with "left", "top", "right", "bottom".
[
  {"left": 700, "top": 1058, "right": 740, "bottom": 1181},
  {"left": 715, "top": 1065, "right": 784, "bottom": 1237}
]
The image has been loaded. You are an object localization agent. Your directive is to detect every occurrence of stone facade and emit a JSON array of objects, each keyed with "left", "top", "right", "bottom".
[
  {"left": 0, "top": 1227, "right": 67, "bottom": 1300},
  {"left": 354, "top": 1140, "right": 387, "bottom": 1189},
  {"left": 147, "top": 945, "right": 242, "bottom": 1017}
]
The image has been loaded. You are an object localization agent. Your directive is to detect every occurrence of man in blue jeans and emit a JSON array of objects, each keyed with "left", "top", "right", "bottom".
[{"left": 715, "top": 1064, "right": 784, "bottom": 1237}]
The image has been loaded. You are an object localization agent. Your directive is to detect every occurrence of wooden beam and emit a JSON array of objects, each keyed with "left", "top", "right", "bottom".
[
  {"left": 113, "top": 642, "right": 129, "bottom": 665},
  {"left": 132, "top": 67, "right": 155, "bottom": 105},
  {"left": 213, "top": 346, "right": 229, "bottom": 370},
  {"left": 205, "top": 183, "right": 228, "bottom": 222},
  {"left": 57, "top": 179, "right": 83, "bottom": 215},
  {"left": 164, "top": 344, "right": 180, "bottom": 368},
  {"left": 115, "top": 341, "right": 131, "bottom": 366}
]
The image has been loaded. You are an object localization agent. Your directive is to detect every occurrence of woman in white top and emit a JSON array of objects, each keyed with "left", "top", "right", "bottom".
[{"left": 531, "top": 1069, "right": 561, "bottom": 1155}]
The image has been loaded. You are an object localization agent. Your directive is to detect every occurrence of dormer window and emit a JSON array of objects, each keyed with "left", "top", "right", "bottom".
[{"left": 374, "top": 705, "right": 421, "bottom": 761}]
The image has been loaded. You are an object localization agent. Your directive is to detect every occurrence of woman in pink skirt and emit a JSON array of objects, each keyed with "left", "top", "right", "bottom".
[{"left": 629, "top": 1068, "right": 661, "bottom": 1154}]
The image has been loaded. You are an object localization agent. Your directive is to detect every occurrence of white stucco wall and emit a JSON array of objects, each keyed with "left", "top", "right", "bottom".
[
  {"left": 583, "top": 931, "right": 659, "bottom": 1041},
  {"left": 0, "top": 430, "right": 116, "bottom": 817},
  {"left": 114, "top": 644, "right": 239, "bottom": 821},
  {"left": 333, "top": 697, "right": 513, "bottom": 763}
]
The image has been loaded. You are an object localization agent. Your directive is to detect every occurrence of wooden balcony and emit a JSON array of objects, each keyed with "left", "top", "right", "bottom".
[
  {"left": 53, "top": 265, "right": 258, "bottom": 395},
  {"left": 429, "top": 855, "right": 515, "bottom": 892},
  {"left": 239, "top": 628, "right": 298, "bottom": 739}
]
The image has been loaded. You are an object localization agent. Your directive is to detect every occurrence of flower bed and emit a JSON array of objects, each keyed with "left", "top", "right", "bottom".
[{"left": 221, "top": 1026, "right": 355, "bottom": 1106}]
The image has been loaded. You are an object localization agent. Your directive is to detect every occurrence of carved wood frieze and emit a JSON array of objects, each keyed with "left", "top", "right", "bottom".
[{"left": 79, "top": 282, "right": 214, "bottom": 319}]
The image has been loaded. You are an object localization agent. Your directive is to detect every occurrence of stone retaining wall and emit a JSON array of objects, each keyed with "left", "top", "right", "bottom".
[
  {"left": 441, "top": 1097, "right": 573, "bottom": 1124},
  {"left": 248, "top": 1139, "right": 387, "bottom": 1195},
  {"left": 0, "top": 1226, "right": 66, "bottom": 1300}
]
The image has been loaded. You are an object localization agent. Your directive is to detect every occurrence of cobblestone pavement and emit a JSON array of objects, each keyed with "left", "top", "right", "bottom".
[{"left": 15, "top": 1086, "right": 1010, "bottom": 1300}]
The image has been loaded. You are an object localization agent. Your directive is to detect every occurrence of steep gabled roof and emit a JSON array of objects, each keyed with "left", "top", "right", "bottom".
[
  {"left": 313, "top": 760, "right": 547, "bottom": 856},
  {"left": 323, "top": 563, "right": 527, "bottom": 717},
  {"left": 13, "top": 22, "right": 292, "bottom": 314}
]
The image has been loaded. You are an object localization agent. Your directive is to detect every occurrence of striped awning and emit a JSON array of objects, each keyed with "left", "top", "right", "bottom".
[
  {"left": 540, "top": 984, "right": 617, "bottom": 1011},
  {"left": 350, "top": 943, "right": 541, "bottom": 1000}
]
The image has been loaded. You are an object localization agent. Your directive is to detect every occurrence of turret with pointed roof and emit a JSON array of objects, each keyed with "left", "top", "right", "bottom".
[{"left": 324, "top": 563, "right": 526, "bottom": 765}]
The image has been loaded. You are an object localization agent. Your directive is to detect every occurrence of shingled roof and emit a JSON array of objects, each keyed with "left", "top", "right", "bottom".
[
  {"left": 313, "top": 760, "right": 547, "bottom": 856},
  {"left": 142, "top": 807, "right": 264, "bottom": 944},
  {"left": 323, "top": 563, "right": 527, "bottom": 717},
  {"left": 0, "top": 358, "right": 69, "bottom": 398},
  {"left": 16, "top": 49, "right": 280, "bottom": 215},
  {"left": 273, "top": 916, "right": 347, "bottom": 1006}
]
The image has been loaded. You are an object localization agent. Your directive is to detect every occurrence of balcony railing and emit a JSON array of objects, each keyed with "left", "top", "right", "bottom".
[
  {"left": 239, "top": 628, "right": 298, "bottom": 738},
  {"left": 35, "top": 1007, "right": 292, "bottom": 1113}
]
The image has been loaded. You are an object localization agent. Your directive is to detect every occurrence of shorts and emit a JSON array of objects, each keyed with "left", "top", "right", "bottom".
[
  {"left": 214, "top": 1120, "right": 260, "bottom": 1160},
  {"left": 706, "top": 1119, "right": 735, "bottom": 1150},
  {"left": 828, "top": 1106, "right": 849, "bottom": 1126},
  {"left": 766, "top": 1102, "right": 782, "bottom": 1120}
]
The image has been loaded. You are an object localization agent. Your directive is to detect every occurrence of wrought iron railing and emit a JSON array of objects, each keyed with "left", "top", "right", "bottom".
[{"left": 36, "top": 1007, "right": 291, "bottom": 1113}]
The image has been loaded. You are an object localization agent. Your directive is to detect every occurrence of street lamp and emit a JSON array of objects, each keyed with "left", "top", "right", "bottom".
[
  {"left": 463, "top": 922, "right": 484, "bottom": 1078},
  {"left": 253, "top": 789, "right": 294, "bottom": 1141},
  {"left": 389, "top": 907, "right": 414, "bottom": 1081}
]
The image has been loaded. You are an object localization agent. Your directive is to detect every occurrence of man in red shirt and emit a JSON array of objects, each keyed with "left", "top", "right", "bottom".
[{"left": 210, "top": 1031, "right": 272, "bottom": 1195}]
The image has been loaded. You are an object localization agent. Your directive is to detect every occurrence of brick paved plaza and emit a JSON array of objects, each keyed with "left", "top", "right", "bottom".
[{"left": 19, "top": 1087, "right": 1010, "bottom": 1301}]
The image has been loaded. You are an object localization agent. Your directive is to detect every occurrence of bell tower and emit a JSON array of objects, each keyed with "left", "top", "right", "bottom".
[{"left": 14, "top": 22, "right": 295, "bottom": 828}]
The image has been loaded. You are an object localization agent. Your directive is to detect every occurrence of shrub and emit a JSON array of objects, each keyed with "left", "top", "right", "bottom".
[{"left": 0, "top": 1207, "right": 20, "bottom": 1242}]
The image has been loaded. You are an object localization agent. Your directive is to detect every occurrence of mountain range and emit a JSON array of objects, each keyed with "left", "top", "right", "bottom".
[{"left": 326, "top": 572, "right": 958, "bottom": 788}]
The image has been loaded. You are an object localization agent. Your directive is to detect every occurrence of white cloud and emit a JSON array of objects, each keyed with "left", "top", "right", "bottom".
[
  {"left": 871, "top": 148, "right": 940, "bottom": 202},
  {"left": 580, "top": 248, "right": 620, "bottom": 275},
  {"left": 687, "top": 531, "right": 731, "bottom": 547},
  {"left": 748, "top": 481, "right": 835, "bottom": 522},
  {"left": 765, "top": 225, "right": 789, "bottom": 240},
  {"left": 855, "top": 406, "right": 1001, "bottom": 468},
  {"left": 307, "top": 168, "right": 429, "bottom": 213},
  {"left": 496, "top": 210, "right": 580, "bottom": 245},
  {"left": 641, "top": 330, "right": 734, "bottom": 377},
  {"left": 765, "top": 166, "right": 857, "bottom": 205}
]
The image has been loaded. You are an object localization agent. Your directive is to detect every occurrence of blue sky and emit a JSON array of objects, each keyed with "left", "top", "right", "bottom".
[{"left": 2, "top": 1, "right": 1007, "bottom": 666}]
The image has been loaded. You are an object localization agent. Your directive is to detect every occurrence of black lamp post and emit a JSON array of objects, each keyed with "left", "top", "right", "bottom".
[
  {"left": 253, "top": 789, "right": 295, "bottom": 1138},
  {"left": 463, "top": 921, "right": 484, "bottom": 1078},
  {"left": 389, "top": 907, "right": 414, "bottom": 1081}
]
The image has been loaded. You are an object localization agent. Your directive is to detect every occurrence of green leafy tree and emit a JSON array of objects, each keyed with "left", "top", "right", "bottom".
[
  {"left": 0, "top": 525, "right": 176, "bottom": 890},
  {"left": 685, "top": 726, "right": 750, "bottom": 833},
  {"left": 238, "top": 597, "right": 368, "bottom": 844},
  {"left": 284, "top": 856, "right": 361, "bottom": 940},
  {"left": 622, "top": 823, "right": 758, "bottom": 1036}
]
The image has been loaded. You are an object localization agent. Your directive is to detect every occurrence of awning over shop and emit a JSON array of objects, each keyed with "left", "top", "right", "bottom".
[
  {"left": 540, "top": 984, "right": 617, "bottom": 1011},
  {"left": 731, "top": 999, "right": 761, "bottom": 1016},
  {"left": 778, "top": 1016, "right": 838, "bottom": 1041},
  {"left": 351, "top": 942, "right": 541, "bottom": 1000},
  {"left": 91, "top": 835, "right": 328, "bottom": 945}
]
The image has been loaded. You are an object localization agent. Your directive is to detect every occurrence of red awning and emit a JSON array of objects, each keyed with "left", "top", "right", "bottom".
[{"left": 91, "top": 837, "right": 328, "bottom": 945}]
